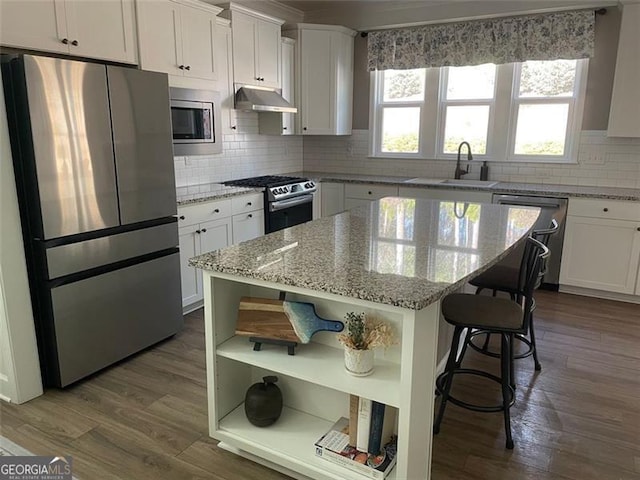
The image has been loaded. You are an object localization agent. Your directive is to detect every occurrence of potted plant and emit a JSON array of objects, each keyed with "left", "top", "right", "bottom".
[{"left": 338, "top": 312, "right": 396, "bottom": 376}]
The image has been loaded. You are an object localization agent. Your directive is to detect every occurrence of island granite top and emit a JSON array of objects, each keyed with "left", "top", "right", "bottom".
[{"left": 190, "top": 198, "right": 540, "bottom": 310}]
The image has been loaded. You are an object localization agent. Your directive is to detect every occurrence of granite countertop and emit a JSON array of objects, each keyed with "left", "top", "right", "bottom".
[
  {"left": 177, "top": 184, "right": 263, "bottom": 206},
  {"left": 190, "top": 198, "right": 540, "bottom": 310},
  {"left": 303, "top": 171, "right": 640, "bottom": 201}
]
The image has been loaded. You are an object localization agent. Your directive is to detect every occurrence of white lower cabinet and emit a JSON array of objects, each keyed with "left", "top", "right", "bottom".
[
  {"left": 179, "top": 218, "right": 232, "bottom": 309},
  {"left": 560, "top": 198, "right": 640, "bottom": 296},
  {"left": 320, "top": 183, "right": 345, "bottom": 217},
  {"left": 344, "top": 183, "right": 399, "bottom": 210},
  {"left": 178, "top": 193, "right": 264, "bottom": 309},
  {"left": 398, "top": 186, "right": 493, "bottom": 203}
]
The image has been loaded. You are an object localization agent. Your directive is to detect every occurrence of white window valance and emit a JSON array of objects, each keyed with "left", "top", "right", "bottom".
[{"left": 367, "top": 10, "right": 595, "bottom": 71}]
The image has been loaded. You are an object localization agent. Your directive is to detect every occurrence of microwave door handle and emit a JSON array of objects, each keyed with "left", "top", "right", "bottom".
[{"left": 270, "top": 195, "right": 313, "bottom": 212}]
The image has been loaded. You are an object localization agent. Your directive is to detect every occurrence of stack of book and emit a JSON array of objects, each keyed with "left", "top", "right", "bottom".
[{"left": 313, "top": 395, "right": 397, "bottom": 479}]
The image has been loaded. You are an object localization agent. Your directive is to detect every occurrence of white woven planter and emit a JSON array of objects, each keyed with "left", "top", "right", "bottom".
[{"left": 344, "top": 347, "right": 374, "bottom": 377}]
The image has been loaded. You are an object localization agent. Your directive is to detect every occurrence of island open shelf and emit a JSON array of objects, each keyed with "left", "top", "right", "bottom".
[
  {"left": 217, "top": 404, "right": 397, "bottom": 480},
  {"left": 217, "top": 335, "right": 401, "bottom": 407}
]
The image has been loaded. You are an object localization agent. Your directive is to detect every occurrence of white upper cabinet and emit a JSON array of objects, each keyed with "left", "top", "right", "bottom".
[
  {"left": 215, "top": 19, "right": 237, "bottom": 134},
  {"left": 258, "top": 37, "right": 296, "bottom": 135},
  {"left": 0, "top": 0, "right": 137, "bottom": 64},
  {"left": 225, "top": 4, "right": 283, "bottom": 88},
  {"left": 608, "top": 2, "right": 640, "bottom": 137},
  {"left": 284, "top": 24, "right": 355, "bottom": 135},
  {"left": 136, "top": 0, "right": 222, "bottom": 80}
]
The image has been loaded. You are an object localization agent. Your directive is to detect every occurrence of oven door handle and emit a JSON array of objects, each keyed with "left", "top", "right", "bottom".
[{"left": 270, "top": 195, "right": 314, "bottom": 212}]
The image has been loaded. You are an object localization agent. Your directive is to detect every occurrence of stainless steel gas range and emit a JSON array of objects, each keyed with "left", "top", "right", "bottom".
[{"left": 224, "top": 175, "right": 316, "bottom": 233}]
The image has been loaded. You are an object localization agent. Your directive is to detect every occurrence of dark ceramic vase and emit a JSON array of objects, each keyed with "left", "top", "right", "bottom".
[{"left": 244, "top": 376, "right": 283, "bottom": 427}]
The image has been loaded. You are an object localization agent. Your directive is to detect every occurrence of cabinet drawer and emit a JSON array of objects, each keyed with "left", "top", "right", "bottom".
[
  {"left": 232, "top": 193, "right": 264, "bottom": 215},
  {"left": 178, "top": 199, "right": 232, "bottom": 226},
  {"left": 344, "top": 183, "right": 399, "bottom": 200},
  {"left": 567, "top": 198, "right": 640, "bottom": 222}
]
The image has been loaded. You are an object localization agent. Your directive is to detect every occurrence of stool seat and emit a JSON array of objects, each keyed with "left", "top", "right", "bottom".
[{"left": 442, "top": 294, "right": 523, "bottom": 331}]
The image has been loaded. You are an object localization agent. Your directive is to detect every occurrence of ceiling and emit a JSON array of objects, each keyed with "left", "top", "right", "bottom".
[{"left": 278, "top": 0, "right": 453, "bottom": 13}]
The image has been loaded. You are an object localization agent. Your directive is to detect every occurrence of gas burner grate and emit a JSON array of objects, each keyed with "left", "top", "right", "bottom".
[{"left": 224, "top": 175, "right": 308, "bottom": 188}]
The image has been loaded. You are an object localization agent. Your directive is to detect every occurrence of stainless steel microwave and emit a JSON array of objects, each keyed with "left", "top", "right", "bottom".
[{"left": 170, "top": 87, "right": 222, "bottom": 155}]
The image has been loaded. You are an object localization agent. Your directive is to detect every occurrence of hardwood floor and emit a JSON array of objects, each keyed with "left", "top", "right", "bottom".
[{"left": 1, "top": 291, "right": 639, "bottom": 479}]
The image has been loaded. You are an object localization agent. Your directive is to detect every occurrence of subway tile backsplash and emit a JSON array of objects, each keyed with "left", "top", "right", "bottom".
[
  {"left": 175, "top": 123, "right": 640, "bottom": 201},
  {"left": 302, "top": 130, "right": 640, "bottom": 188},
  {"left": 174, "top": 112, "right": 303, "bottom": 201}
]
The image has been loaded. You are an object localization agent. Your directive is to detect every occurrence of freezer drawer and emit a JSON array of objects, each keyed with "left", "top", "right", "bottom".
[
  {"left": 46, "top": 222, "right": 178, "bottom": 279},
  {"left": 50, "top": 253, "right": 182, "bottom": 387}
]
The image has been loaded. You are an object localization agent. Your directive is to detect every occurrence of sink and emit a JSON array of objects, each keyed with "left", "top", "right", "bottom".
[
  {"left": 441, "top": 179, "right": 498, "bottom": 187},
  {"left": 404, "top": 178, "right": 498, "bottom": 187}
]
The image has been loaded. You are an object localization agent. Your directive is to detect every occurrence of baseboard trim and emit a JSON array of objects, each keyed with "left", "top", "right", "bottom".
[{"left": 559, "top": 285, "right": 640, "bottom": 304}]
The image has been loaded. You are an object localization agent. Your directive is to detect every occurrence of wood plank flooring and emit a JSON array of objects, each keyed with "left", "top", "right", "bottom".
[{"left": 1, "top": 291, "right": 639, "bottom": 480}]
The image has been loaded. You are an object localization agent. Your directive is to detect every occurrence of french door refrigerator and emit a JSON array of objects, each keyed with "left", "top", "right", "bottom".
[{"left": 2, "top": 54, "right": 183, "bottom": 387}]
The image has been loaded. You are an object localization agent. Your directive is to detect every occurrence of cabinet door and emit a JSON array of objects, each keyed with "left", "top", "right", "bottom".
[
  {"left": 199, "top": 218, "right": 232, "bottom": 255},
  {"left": 281, "top": 39, "right": 295, "bottom": 135},
  {"left": 179, "top": 225, "right": 201, "bottom": 308},
  {"left": 300, "top": 29, "right": 334, "bottom": 134},
  {"left": 0, "top": 0, "right": 69, "bottom": 54},
  {"left": 232, "top": 211, "right": 264, "bottom": 244},
  {"left": 256, "top": 20, "right": 281, "bottom": 88},
  {"left": 231, "top": 11, "right": 257, "bottom": 85},
  {"left": 560, "top": 216, "right": 640, "bottom": 294},
  {"left": 215, "top": 23, "right": 237, "bottom": 134},
  {"left": 64, "top": 0, "right": 137, "bottom": 64},
  {"left": 136, "top": 0, "right": 183, "bottom": 76},
  {"left": 181, "top": 5, "right": 217, "bottom": 81},
  {"left": 321, "top": 183, "right": 345, "bottom": 217}
]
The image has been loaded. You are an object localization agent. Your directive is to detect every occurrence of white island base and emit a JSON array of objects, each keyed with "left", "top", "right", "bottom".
[{"left": 203, "top": 271, "right": 440, "bottom": 480}]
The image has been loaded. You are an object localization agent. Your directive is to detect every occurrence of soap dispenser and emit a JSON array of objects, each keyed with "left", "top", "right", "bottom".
[{"left": 480, "top": 161, "right": 489, "bottom": 181}]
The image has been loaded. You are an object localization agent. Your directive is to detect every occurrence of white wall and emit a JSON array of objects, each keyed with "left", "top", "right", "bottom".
[
  {"left": 0, "top": 75, "right": 43, "bottom": 404},
  {"left": 303, "top": 130, "right": 640, "bottom": 188}
]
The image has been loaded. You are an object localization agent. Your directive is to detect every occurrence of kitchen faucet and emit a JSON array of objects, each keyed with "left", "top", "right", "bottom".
[{"left": 454, "top": 141, "right": 473, "bottom": 179}]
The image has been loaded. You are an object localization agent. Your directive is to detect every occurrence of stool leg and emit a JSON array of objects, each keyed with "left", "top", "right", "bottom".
[
  {"left": 501, "top": 333, "right": 514, "bottom": 449},
  {"left": 481, "top": 332, "right": 491, "bottom": 353},
  {"left": 456, "top": 328, "right": 473, "bottom": 368},
  {"left": 529, "top": 313, "right": 542, "bottom": 371},
  {"left": 509, "top": 333, "right": 516, "bottom": 389},
  {"left": 434, "top": 326, "right": 463, "bottom": 435}
]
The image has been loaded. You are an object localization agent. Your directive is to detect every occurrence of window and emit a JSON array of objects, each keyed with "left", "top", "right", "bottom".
[{"left": 370, "top": 59, "right": 588, "bottom": 163}]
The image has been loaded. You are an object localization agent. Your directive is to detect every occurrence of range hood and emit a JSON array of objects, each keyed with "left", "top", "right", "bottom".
[{"left": 234, "top": 84, "right": 297, "bottom": 113}]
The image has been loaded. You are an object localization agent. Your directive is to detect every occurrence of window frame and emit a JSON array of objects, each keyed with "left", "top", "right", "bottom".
[{"left": 369, "top": 59, "right": 589, "bottom": 164}]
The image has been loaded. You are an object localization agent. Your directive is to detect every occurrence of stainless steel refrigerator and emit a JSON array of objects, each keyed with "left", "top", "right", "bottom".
[{"left": 2, "top": 54, "right": 183, "bottom": 387}]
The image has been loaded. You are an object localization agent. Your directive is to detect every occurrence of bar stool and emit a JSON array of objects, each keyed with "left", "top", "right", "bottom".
[
  {"left": 467, "top": 219, "right": 559, "bottom": 371},
  {"left": 434, "top": 237, "right": 549, "bottom": 449}
]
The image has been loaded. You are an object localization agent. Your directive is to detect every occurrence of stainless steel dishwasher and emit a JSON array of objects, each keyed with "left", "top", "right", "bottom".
[{"left": 492, "top": 193, "right": 568, "bottom": 290}]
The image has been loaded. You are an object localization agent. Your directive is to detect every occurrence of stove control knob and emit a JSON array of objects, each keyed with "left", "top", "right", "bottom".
[{"left": 282, "top": 186, "right": 289, "bottom": 193}]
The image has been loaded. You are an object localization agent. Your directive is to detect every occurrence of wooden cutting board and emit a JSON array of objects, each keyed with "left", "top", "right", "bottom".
[{"left": 236, "top": 297, "right": 344, "bottom": 344}]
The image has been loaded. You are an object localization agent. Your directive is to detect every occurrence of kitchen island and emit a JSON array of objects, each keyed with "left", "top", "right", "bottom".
[{"left": 190, "top": 197, "right": 540, "bottom": 480}]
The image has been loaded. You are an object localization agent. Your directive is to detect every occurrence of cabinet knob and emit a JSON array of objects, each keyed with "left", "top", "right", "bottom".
[
  {"left": 196, "top": 229, "right": 201, "bottom": 234},
  {"left": 283, "top": 127, "right": 287, "bottom": 130},
  {"left": 214, "top": 209, "right": 220, "bottom": 213},
  {"left": 179, "top": 215, "right": 185, "bottom": 220},
  {"left": 61, "top": 38, "right": 69, "bottom": 44},
  {"left": 368, "top": 191, "right": 372, "bottom": 195},
  {"left": 201, "top": 228, "right": 207, "bottom": 233},
  {"left": 185, "top": 65, "right": 191, "bottom": 71},
  {"left": 255, "top": 76, "right": 260, "bottom": 81},
  {"left": 603, "top": 208, "right": 609, "bottom": 212},
  {"left": 71, "top": 40, "right": 78, "bottom": 46},
  {"left": 303, "top": 127, "right": 307, "bottom": 131},
  {"left": 248, "top": 214, "right": 253, "bottom": 218},
  {"left": 179, "top": 65, "right": 185, "bottom": 70},
  {"left": 231, "top": 126, "right": 237, "bottom": 130},
  {"left": 637, "top": 227, "right": 640, "bottom": 231},
  {"left": 247, "top": 202, "right": 252, "bottom": 206}
]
